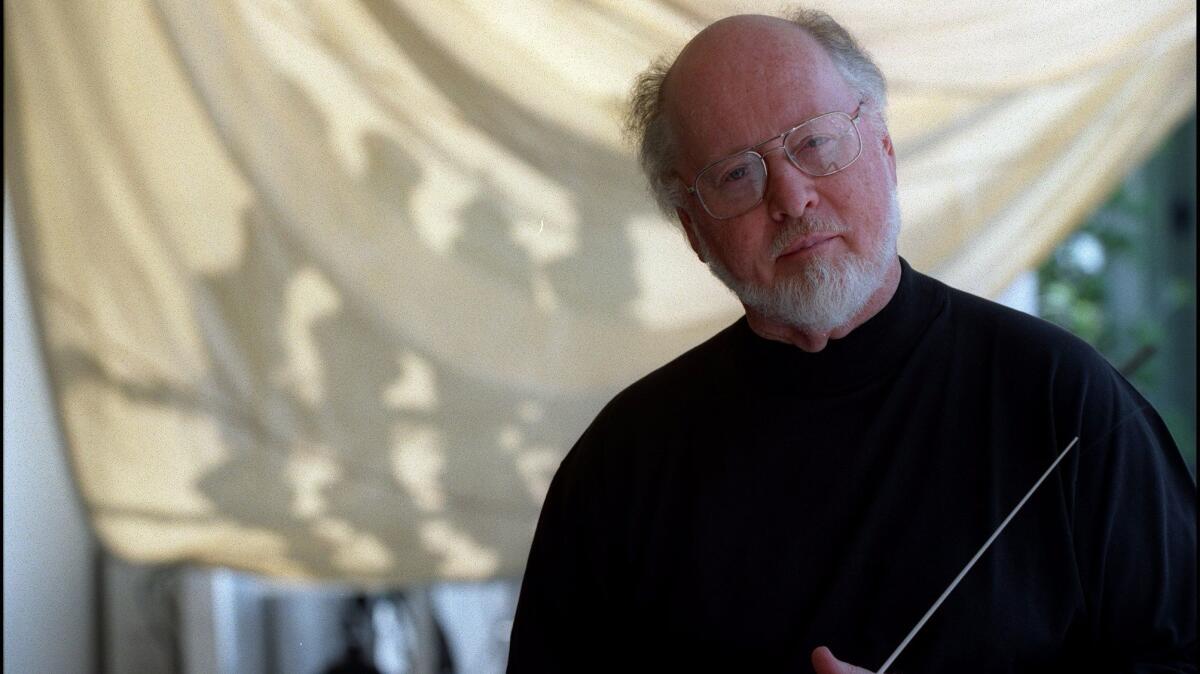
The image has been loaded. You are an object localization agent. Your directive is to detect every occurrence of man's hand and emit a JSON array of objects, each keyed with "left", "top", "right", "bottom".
[{"left": 811, "top": 646, "right": 877, "bottom": 674}]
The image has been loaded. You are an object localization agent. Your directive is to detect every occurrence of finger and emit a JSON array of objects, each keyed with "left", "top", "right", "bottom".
[{"left": 811, "top": 646, "right": 877, "bottom": 674}]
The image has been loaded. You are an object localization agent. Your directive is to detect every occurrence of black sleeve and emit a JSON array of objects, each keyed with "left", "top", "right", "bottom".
[
  {"left": 1066, "top": 368, "right": 1197, "bottom": 672},
  {"left": 506, "top": 434, "right": 616, "bottom": 674}
]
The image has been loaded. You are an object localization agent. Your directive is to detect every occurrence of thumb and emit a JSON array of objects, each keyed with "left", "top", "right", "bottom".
[{"left": 811, "top": 646, "right": 877, "bottom": 674}]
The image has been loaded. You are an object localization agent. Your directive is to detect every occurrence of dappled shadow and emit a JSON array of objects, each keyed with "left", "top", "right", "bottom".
[
  {"left": 35, "top": 0, "right": 683, "bottom": 587},
  {"left": 71, "top": 48, "right": 632, "bottom": 583},
  {"left": 358, "top": 0, "right": 653, "bottom": 316}
]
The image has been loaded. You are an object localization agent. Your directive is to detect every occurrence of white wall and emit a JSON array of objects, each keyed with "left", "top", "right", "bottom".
[{"left": 3, "top": 191, "right": 97, "bottom": 673}]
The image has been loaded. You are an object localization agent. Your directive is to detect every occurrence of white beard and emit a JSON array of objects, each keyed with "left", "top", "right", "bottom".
[{"left": 701, "top": 189, "right": 901, "bottom": 334}]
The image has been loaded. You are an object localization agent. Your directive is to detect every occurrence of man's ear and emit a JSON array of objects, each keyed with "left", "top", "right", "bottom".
[
  {"left": 676, "top": 206, "right": 707, "bottom": 262},
  {"left": 881, "top": 131, "right": 897, "bottom": 184}
]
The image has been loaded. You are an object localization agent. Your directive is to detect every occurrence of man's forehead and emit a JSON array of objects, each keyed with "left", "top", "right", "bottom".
[{"left": 664, "top": 17, "right": 848, "bottom": 166}]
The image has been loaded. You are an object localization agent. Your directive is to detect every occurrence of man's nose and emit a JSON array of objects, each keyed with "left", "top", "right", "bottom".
[{"left": 762, "top": 149, "right": 819, "bottom": 222}]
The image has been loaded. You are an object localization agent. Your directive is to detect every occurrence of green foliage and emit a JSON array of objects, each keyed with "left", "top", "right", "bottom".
[{"left": 1036, "top": 166, "right": 1196, "bottom": 474}]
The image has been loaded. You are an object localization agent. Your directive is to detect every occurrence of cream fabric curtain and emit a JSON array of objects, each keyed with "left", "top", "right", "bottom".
[{"left": 5, "top": 0, "right": 1195, "bottom": 586}]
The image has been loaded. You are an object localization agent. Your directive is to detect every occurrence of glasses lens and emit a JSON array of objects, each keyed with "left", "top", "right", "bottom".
[
  {"left": 696, "top": 154, "right": 766, "bottom": 219},
  {"left": 785, "top": 112, "right": 861, "bottom": 177}
]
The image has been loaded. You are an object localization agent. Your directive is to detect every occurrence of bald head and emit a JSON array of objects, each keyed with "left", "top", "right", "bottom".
[
  {"left": 665, "top": 14, "right": 829, "bottom": 113},
  {"left": 664, "top": 16, "right": 849, "bottom": 173}
]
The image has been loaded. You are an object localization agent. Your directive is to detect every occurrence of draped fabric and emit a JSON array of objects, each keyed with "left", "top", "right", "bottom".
[{"left": 4, "top": 0, "right": 1195, "bottom": 586}]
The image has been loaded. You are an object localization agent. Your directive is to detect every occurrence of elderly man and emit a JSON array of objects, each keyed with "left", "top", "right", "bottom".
[{"left": 507, "top": 8, "right": 1196, "bottom": 674}]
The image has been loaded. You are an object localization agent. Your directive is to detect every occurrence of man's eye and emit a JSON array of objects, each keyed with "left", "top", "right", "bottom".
[
  {"left": 718, "top": 164, "right": 752, "bottom": 186},
  {"left": 715, "top": 160, "right": 753, "bottom": 185},
  {"left": 795, "top": 134, "right": 832, "bottom": 152}
]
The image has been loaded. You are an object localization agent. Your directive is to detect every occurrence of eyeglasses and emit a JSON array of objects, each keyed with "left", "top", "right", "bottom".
[{"left": 685, "top": 106, "right": 863, "bottom": 220}]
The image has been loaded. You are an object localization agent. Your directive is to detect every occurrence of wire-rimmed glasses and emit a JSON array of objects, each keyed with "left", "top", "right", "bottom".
[{"left": 685, "top": 106, "right": 863, "bottom": 220}]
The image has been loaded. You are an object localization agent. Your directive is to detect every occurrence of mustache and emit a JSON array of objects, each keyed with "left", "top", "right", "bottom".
[{"left": 770, "top": 216, "right": 845, "bottom": 257}]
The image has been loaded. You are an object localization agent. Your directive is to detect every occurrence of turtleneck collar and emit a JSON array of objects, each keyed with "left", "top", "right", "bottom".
[{"left": 730, "top": 257, "right": 945, "bottom": 396}]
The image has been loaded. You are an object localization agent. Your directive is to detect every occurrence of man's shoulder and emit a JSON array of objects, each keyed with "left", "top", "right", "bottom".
[
  {"left": 936, "top": 276, "right": 1095, "bottom": 357},
  {"left": 557, "top": 318, "right": 745, "bottom": 478},
  {"left": 928, "top": 273, "right": 1127, "bottom": 392},
  {"left": 574, "top": 317, "right": 744, "bottom": 444},
  {"left": 606, "top": 317, "right": 745, "bottom": 412}
]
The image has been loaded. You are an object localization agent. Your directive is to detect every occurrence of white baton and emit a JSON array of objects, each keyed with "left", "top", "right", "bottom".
[{"left": 877, "top": 436, "right": 1081, "bottom": 673}]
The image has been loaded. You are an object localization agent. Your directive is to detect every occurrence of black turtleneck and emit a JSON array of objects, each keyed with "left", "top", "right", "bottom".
[{"left": 507, "top": 259, "right": 1196, "bottom": 674}]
